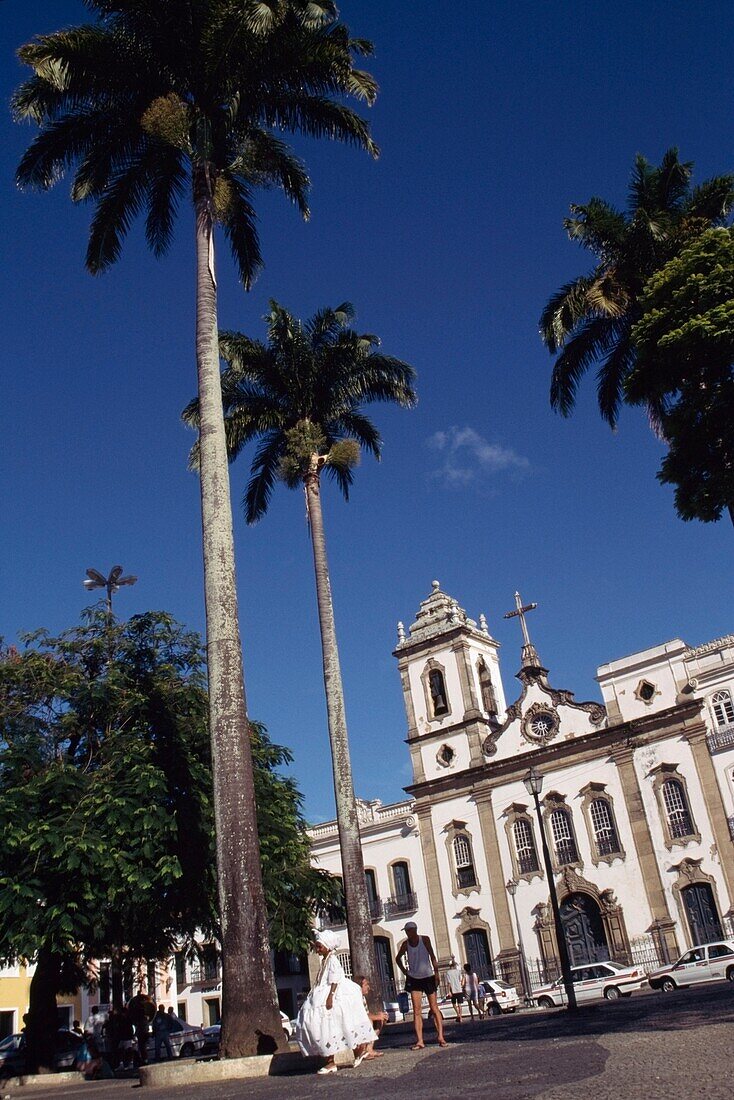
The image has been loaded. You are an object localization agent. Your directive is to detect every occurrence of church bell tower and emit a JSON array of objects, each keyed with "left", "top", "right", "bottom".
[{"left": 393, "top": 582, "right": 507, "bottom": 785}]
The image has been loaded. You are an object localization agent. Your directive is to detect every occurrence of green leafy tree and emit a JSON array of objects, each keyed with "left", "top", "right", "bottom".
[
  {"left": 0, "top": 609, "right": 339, "bottom": 1072},
  {"left": 540, "top": 149, "right": 733, "bottom": 426},
  {"left": 629, "top": 227, "right": 734, "bottom": 524},
  {"left": 13, "top": 0, "right": 376, "bottom": 1055},
  {"left": 184, "top": 300, "right": 416, "bottom": 1011}
]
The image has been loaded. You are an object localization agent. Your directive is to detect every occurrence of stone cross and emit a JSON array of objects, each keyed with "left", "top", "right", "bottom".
[{"left": 504, "top": 590, "right": 541, "bottom": 668}]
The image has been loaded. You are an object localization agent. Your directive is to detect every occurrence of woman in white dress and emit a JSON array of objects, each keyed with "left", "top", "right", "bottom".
[{"left": 295, "top": 930, "right": 375, "bottom": 1074}]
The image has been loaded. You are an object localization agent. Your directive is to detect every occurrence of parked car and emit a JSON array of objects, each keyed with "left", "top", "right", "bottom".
[
  {"left": 0, "top": 1029, "right": 84, "bottom": 1078},
  {"left": 479, "top": 979, "right": 521, "bottom": 1015},
  {"left": 647, "top": 940, "right": 734, "bottom": 991},
  {"left": 145, "top": 1015, "right": 206, "bottom": 1060},
  {"left": 534, "top": 961, "right": 646, "bottom": 1007},
  {"left": 199, "top": 1013, "right": 292, "bottom": 1057}
]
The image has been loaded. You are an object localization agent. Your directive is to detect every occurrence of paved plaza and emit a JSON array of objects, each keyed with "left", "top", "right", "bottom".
[{"left": 6, "top": 983, "right": 734, "bottom": 1100}]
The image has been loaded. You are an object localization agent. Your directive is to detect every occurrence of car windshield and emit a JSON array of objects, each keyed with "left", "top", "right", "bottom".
[
  {"left": 0, "top": 1035, "right": 21, "bottom": 1051},
  {"left": 493, "top": 980, "right": 511, "bottom": 990}
]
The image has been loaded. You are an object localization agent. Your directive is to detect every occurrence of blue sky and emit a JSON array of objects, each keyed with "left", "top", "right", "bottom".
[{"left": 2, "top": 1, "right": 733, "bottom": 822}]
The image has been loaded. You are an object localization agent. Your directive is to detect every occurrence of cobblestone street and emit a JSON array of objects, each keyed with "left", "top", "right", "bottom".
[{"left": 6, "top": 983, "right": 734, "bottom": 1100}]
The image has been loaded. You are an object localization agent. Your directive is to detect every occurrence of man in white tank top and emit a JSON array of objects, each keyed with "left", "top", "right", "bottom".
[{"left": 395, "top": 922, "right": 447, "bottom": 1049}]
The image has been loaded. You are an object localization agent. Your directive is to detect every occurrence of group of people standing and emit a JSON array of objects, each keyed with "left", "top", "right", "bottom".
[
  {"left": 77, "top": 995, "right": 179, "bottom": 1078},
  {"left": 295, "top": 921, "right": 490, "bottom": 1073}
]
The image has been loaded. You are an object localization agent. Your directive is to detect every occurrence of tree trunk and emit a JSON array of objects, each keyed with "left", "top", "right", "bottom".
[
  {"left": 25, "top": 947, "right": 62, "bottom": 1074},
  {"left": 193, "top": 164, "right": 285, "bottom": 1057},
  {"left": 111, "top": 953, "right": 123, "bottom": 1012},
  {"left": 304, "top": 466, "right": 383, "bottom": 1014}
]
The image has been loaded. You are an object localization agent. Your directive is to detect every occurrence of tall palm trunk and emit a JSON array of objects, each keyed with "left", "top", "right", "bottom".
[
  {"left": 304, "top": 462, "right": 382, "bottom": 1014},
  {"left": 193, "top": 164, "right": 285, "bottom": 1057}
]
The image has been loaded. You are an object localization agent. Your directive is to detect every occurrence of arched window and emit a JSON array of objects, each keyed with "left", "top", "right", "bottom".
[
  {"left": 392, "top": 861, "right": 412, "bottom": 899},
  {"left": 662, "top": 779, "right": 694, "bottom": 840},
  {"left": 549, "top": 809, "right": 578, "bottom": 866},
  {"left": 589, "top": 799, "right": 621, "bottom": 857},
  {"left": 429, "top": 669, "right": 449, "bottom": 717},
  {"left": 453, "top": 833, "right": 477, "bottom": 889},
  {"left": 711, "top": 690, "right": 734, "bottom": 729},
  {"left": 513, "top": 818, "right": 540, "bottom": 874},
  {"left": 477, "top": 658, "right": 498, "bottom": 718}
]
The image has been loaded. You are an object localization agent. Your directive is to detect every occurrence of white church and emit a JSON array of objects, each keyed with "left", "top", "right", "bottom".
[{"left": 309, "top": 581, "right": 734, "bottom": 1000}]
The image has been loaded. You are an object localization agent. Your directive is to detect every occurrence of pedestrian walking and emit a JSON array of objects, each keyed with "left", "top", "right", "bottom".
[
  {"left": 445, "top": 957, "right": 465, "bottom": 1023},
  {"left": 295, "top": 930, "right": 374, "bottom": 1074},
  {"left": 152, "top": 1005, "right": 174, "bottom": 1061},
  {"left": 395, "top": 922, "right": 448, "bottom": 1050},
  {"left": 462, "top": 963, "right": 484, "bottom": 1020}
]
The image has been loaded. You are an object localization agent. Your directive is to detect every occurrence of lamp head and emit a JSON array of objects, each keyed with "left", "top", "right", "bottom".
[
  {"left": 523, "top": 766, "right": 543, "bottom": 797},
  {"left": 506, "top": 878, "right": 517, "bottom": 896}
]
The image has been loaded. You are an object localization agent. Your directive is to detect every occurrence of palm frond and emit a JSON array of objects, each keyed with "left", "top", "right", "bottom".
[
  {"left": 332, "top": 411, "right": 381, "bottom": 458},
  {"left": 539, "top": 273, "right": 598, "bottom": 351},
  {"left": 684, "top": 176, "right": 734, "bottom": 223},
  {"left": 549, "top": 316, "right": 615, "bottom": 415},
  {"left": 595, "top": 323, "right": 636, "bottom": 427},
  {"left": 85, "top": 145, "right": 159, "bottom": 271},
  {"left": 230, "top": 129, "right": 310, "bottom": 218},
  {"left": 243, "top": 431, "right": 285, "bottom": 523},
  {"left": 144, "top": 144, "right": 186, "bottom": 256},
  {"left": 217, "top": 174, "right": 263, "bottom": 289},
  {"left": 262, "top": 94, "right": 378, "bottom": 157}
]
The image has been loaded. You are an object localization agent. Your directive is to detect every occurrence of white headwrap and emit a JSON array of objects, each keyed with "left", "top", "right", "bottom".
[{"left": 314, "top": 928, "right": 339, "bottom": 951}]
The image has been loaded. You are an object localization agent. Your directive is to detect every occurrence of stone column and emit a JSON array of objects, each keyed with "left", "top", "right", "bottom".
[
  {"left": 414, "top": 801, "right": 453, "bottom": 962},
  {"left": 611, "top": 746, "right": 679, "bottom": 961},
  {"left": 472, "top": 785, "right": 520, "bottom": 981},
  {"left": 682, "top": 723, "right": 734, "bottom": 906},
  {"left": 451, "top": 642, "right": 482, "bottom": 720}
]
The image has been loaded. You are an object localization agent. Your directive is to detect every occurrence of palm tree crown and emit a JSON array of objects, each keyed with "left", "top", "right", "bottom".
[
  {"left": 13, "top": 0, "right": 378, "bottom": 286},
  {"left": 540, "top": 148, "right": 733, "bottom": 426},
  {"left": 185, "top": 300, "right": 417, "bottom": 517}
]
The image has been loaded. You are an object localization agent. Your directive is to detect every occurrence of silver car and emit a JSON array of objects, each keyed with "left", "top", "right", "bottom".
[
  {"left": 647, "top": 940, "right": 734, "bottom": 991},
  {"left": 145, "top": 1015, "right": 206, "bottom": 1059}
]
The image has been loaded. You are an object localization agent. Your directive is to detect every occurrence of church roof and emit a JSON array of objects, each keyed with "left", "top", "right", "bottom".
[{"left": 395, "top": 580, "right": 492, "bottom": 650}]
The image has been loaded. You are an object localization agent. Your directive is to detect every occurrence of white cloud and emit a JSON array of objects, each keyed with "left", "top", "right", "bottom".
[{"left": 427, "top": 426, "right": 529, "bottom": 487}]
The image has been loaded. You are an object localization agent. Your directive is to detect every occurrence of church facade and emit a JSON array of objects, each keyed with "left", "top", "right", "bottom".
[{"left": 309, "top": 582, "right": 734, "bottom": 999}]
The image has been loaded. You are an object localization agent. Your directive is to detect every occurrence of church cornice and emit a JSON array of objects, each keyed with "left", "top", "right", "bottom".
[{"left": 405, "top": 698, "right": 705, "bottom": 801}]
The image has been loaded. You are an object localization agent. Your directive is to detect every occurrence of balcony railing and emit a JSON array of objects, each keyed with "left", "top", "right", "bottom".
[
  {"left": 596, "top": 834, "right": 622, "bottom": 857},
  {"left": 707, "top": 725, "right": 734, "bottom": 755},
  {"left": 383, "top": 892, "right": 418, "bottom": 919},
  {"left": 319, "top": 911, "right": 347, "bottom": 930},
  {"left": 517, "top": 852, "right": 540, "bottom": 875},
  {"left": 368, "top": 896, "right": 383, "bottom": 921},
  {"left": 555, "top": 839, "right": 579, "bottom": 866},
  {"left": 669, "top": 813, "right": 695, "bottom": 840}
]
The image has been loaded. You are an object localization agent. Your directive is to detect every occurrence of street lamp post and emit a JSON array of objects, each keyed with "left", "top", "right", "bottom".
[
  {"left": 506, "top": 878, "right": 533, "bottom": 1005},
  {"left": 523, "top": 766, "right": 577, "bottom": 1011},
  {"left": 83, "top": 566, "right": 137, "bottom": 618}
]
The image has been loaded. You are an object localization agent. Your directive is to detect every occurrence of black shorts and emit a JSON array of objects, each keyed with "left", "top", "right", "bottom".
[
  {"left": 450, "top": 993, "right": 465, "bottom": 1005},
  {"left": 405, "top": 975, "right": 437, "bottom": 996}
]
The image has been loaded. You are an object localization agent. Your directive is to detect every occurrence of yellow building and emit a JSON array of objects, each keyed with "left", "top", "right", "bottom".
[{"left": 0, "top": 964, "right": 83, "bottom": 1040}]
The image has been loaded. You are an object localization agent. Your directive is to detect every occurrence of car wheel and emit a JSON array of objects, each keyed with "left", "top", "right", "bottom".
[
  {"left": 660, "top": 978, "right": 676, "bottom": 993},
  {"left": 537, "top": 997, "right": 554, "bottom": 1009},
  {"left": 603, "top": 986, "right": 621, "bottom": 1001},
  {"left": 727, "top": 966, "right": 734, "bottom": 983},
  {"left": 282, "top": 1028, "right": 291, "bottom": 1041},
  {"left": 179, "top": 1043, "right": 194, "bottom": 1058},
  {"left": 488, "top": 1004, "right": 502, "bottom": 1017}
]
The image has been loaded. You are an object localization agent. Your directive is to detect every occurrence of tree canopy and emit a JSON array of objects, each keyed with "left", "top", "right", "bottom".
[
  {"left": 539, "top": 149, "right": 733, "bottom": 426},
  {"left": 13, "top": 0, "right": 377, "bottom": 287},
  {"left": 183, "top": 299, "right": 417, "bottom": 522},
  {"left": 629, "top": 227, "right": 734, "bottom": 523},
  {"left": 0, "top": 608, "right": 338, "bottom": 971}
]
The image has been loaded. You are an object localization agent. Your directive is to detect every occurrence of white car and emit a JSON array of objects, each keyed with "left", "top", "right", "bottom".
[
  {"left": 647, "top": 940, "right": 734, "bottom": 991},
  {"left": 534, "top": 961, "right": 646, "bottom": 1006},
  {"left": 480, "top": 979, "right": 520, "bottom": 1014}
]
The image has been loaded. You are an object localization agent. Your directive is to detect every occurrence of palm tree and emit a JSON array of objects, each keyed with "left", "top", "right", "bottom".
[
  {"left": 540, "top": 149, "right": 733, "bottom": 427},
  {"left": 13, "top": 0, "right": 377, "bottom": 1057},
  {"left": 184, "top": 300, "right": 416, "bottom": 1011}
]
